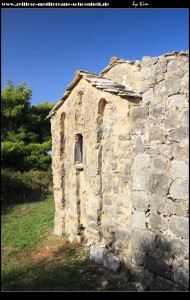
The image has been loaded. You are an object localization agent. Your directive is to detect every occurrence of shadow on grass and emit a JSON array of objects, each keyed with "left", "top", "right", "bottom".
[
  {"left": 1, "top": 193, "right": 52, "bottom": 214},
  {"left": 1, "top": 254, "right": 135, "bottom": 292}
]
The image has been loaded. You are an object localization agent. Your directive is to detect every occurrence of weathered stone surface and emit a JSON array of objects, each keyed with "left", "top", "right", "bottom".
[
  {"left": 154, "top": 60, "right": 167, "bottom": 74},
  {"left": 51, "top": 51, "right": 189, "bottom": 285},
  {"left": 170, "top": 160, "right": 188, "bottom": 179},
  {"left": 132, "top": 174, "right": 146, "bottom": 191},
  {"left": 173, "top": 200, "right": 188, "bottom": 217},
  {"left": 134, "top": 136, "right": 145, "bottom": 154},
  {"left": 90, "top": 246, "right": 106, "bottom": 264},
  {"left": 166, "top": 76, "right": 180, "bottom": 96},
  {"left": 119, "top": 134, "right": 130, "bottom": 140},
  {"left": 168, "top": 94, "right": 188, "bottom": 110},
  {"left": 132, "top": 191, "right": 149, "bottom": 212},
  {"left": 131, "top": 249, "right": 146, "bottom": 266},
  {"left": 153, "top": 157, "right": 167, "bottom": 170},
  {"left": 172, "top": 143, "right": 188, "bottom": 159},
  {"left": 132, "top": 211, "right": 146, "bottom": 229},
  {"left": 133, "top": 153, "right": 150, "bottom": 170},
  {"left": 154, "top": 276, "right": 183, "bottom": 291},
  {"left": 149, "top": 103, "right": 163, "bottom": 118},
  {"left": 169, "top": 126, "right": 188, "bottom": 142},
  {"left": 167, "top": 60, "right": 179, "bottom": 73},
  {"left": 131, "top": 107, "right": 148, "bottom": 120},
  {"left": 147, "top": 173, "right": 170, "bottom": 196},
  {"left": 142, "top": 56, "right": 158, "bottom": 67},
  {"left": 103, "top": 254, "right": 121, "bottom": 273},
  {"left": 169, "top": 216, "right": 189, "bottom": 238},
  {"left": 141, "top": 67, "right": 151, "bottom": 78},
  {"left": 148, "top": 212, "right": 162, "bottom": 231},
  {"left": 163, "top": 112, "right": 179, "bottom": 129},
  {"left": 169, "top": 178, "right": 189, "bottom": 200},
  {"left": 131, "top": 265, "right": 154, "bottom": 290},
  {"left": 145, "top": 255, "right": 171, "bottom": 279},
  {"left": 170, "top": 238, "right": 187, "bottom": 257},
  {"left": 156, "top": 233, "right": 171, "bottom": 253},
  {"left": 142, "top": 89, "right": 154, "bottom": 104},
  {"left": 151, "top": 196, "right": 173, "bottom": 215},
  {"left": 131, "top": 229, "right": 155, "bottom": 254},
  {"left": 141, "top": 80, "right": 149, "bottom": 93},
  {"left": 158, "top": 144, "right": 172, "bottom": 157},
  {"left": 147, "top": 125, "right": 166, "bottom": 143},
  {"left": 173, "top": 259, "right": 189, "bottom": 289}
]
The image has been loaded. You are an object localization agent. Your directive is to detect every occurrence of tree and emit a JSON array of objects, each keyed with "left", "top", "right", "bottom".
[{"left": 1, "top": 81, "right": 55, "bottom": 172}]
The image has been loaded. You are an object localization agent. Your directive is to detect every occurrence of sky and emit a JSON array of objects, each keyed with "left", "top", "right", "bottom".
[{"left": 1, "top": 8, "right": 189, "bottom": 106}]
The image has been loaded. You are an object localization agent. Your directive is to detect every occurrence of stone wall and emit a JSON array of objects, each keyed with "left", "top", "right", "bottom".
[{"left": 50, "top": 51, "right": 189, "bottom": 290}]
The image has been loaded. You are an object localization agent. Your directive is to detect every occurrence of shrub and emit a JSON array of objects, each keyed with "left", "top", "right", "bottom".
[{"left": 1, "top": 168, "right": 53, "bottom": 206}]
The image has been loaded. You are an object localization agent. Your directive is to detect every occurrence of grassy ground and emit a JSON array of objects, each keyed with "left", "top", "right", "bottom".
[{"left": 1, "top": 196, "right": 137, "bottom": 291}]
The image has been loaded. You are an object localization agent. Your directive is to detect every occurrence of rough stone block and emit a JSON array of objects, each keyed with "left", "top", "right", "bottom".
[
  {"left": 145, "top": 255, "right": 171, "bottom": 279},
  {"left": 154, "top": 276, "right": 183, "bottom": 291},
  {"left": 131, "top": 229, "right": 155, "bottom": 254},
  {"left": 147, "top": 173, "right": 170, "bottom": 196},
  {"left": 173, "top": 259, "right": 189, "bottom": 289},
  {"left": 131, "top": 249, "right": 146, "bottom": 266},
  {"left": 170, "top": 160, "right": 188, "bottom": 179},
  {"left": 158, "top": 144, "right": 172, "bottom": 157},
  {"left": 90, "top": 246, "right": 106, "bottom": 264},
  {"left": 142, "top": 89, "right": 154, "bottom": 104},
  {"left": 169, "top": 178, "right": 189, "bottom": 200},
  {"left": 167, "top": 60, "right": 179, "bottom": 73},
  {"left": 141, "top": 80, "right": 149, "bottom": 93},
  {"left": 169, "top": 126, "right": 188, "bottom": 142},
  {"left": 156, "top": 233, "right": 171, "bottom": 253},
  {"left": 134, "top": 136, "right": 145, "bottom": 154},
  {"left": 132, "top": 191, "right": 149, "bottom": 212},
  {"left": 173, "top": 200, "right": 188, "bottom": 217},
  {"left": 168, "top": 94, "right": 187, "bottom": 110},
  {"left": 131, "top": 265, "right": 154, "bottom": 289},
  {"left": 154, "top": 61, "right": 167, "bottom": 74},
  {"left": 133, "top": 153, "right": 150, "bottom": 170},
  {"left": 151, "top": 196, "right": 173, "bottom": 215},
  {"left": 131, "top": 107, "right": 148, "bottom": 120},
  {"left": 141, "top": 67, "right": 151, "bottom": 78},
  {"left": 163, "top": 112, "right": 179, "bottom": 129},
  {"left": 149, "top": 103, "right": 163, "bottom": 118},
  {"left": 103, "top": 254, "right": 121, "bottom": 273},
  {"left": 132, "top": 174, "right": 146, "bottom": 191},
  {"left": 116, "top": 230, "right": 130, "bottom": 241},
  {"left": 148, "top": 212, "right": 162, "bottom": 231},
  {"left": 148, "top": 125, "right": 166, "bottom": 143},
  {"left": 132, "top": 211, "right": 146, "bottom": 229},
  {"left": 170, "top": 238, "right": 187, "bottom": 257},
  {"left": 172, "top": 143, "right": 188, "bottom": 159},
  {"left": 153, "top": 157, "right": 167, "bottom": 170},
  {"left": 169, "top": 216, "right": 189, "bottom": 239},
  {"left": 166, "top": 76, "right": 180, "bottom": 96}
]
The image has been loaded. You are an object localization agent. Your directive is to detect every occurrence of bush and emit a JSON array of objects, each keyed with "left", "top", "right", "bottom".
[{"left": 1, "top": 168, "right": 53, "bottom": 206}]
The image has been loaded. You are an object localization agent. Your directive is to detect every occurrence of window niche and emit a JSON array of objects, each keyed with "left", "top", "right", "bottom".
[
  {"left": 97, "top": 98, "right": 107, "bottom": 143},
  {"left": 74, "top": 134, "right": 84, "bottom": 170}
]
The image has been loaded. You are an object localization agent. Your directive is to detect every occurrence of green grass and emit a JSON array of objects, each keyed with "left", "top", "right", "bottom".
[
  {"left": 1, "top": 196, "right": 137, "bottom": 291},
  {"left": 2, "top": 196, "right": 54, "bottom": 250}
]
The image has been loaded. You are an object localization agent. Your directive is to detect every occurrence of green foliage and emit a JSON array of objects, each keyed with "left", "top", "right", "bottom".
[
  {"left": 1, "top": 80, "right": 55, "bottom": 172},
  {"left": 1, "top": 168, "right": 53, "bottom": 205},
  {"left": 1, "top": 80, "right": 55, "bottom": 204}
]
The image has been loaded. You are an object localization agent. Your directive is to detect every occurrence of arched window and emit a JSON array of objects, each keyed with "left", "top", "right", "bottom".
[
  {"left": 74, "top": 134, "right": 83, "bottom": 164},
  {"left": 97, "top": 99, "right": 107, "bottom": 143}
]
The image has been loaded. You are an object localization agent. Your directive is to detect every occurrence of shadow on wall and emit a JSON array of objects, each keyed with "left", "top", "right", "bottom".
[{"left": 90, "top": 230, "right": 189, "bottom": 291}]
